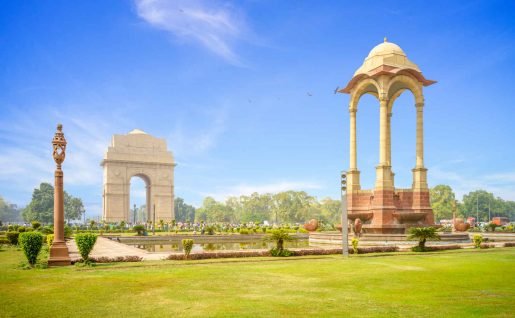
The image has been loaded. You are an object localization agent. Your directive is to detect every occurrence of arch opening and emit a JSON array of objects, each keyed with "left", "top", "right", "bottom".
[
  {"left": 130, "top": 174, "right": 151, "bottom": 224},
  {"left": 355, "top": 93, "right": 380, "bottom": 189},
  {"left": 389, "top": 91, "right": 416, "bottom": 189}
]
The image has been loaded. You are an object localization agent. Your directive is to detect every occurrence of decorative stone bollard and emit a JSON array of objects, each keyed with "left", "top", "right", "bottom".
[
  {"left": 354, "top": 218, "right": 362, "bottom": 237},
  {"left": 303, "top": 219, "right": 318, "bottom": 232}
]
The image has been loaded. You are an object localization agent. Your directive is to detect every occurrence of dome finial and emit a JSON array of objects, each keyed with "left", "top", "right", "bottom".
[{"left": 384, "top": 36, "right": 388, "bottom": 43}]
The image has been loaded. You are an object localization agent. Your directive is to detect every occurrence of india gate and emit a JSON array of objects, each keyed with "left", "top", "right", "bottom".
[
  {"left": 101, "top": 129, "right": 176, "bottom": 222},
  {"left": 339, "top": 38, "right": 436, "bottom": 234}
]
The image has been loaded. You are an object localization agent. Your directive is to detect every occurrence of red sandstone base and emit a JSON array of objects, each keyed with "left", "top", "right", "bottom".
[
  {"left": 48, "top": 241, "right": 71, "bottom": 266},
  {"left": 348, "top": 188, "right": 435, "bottom": 234}
]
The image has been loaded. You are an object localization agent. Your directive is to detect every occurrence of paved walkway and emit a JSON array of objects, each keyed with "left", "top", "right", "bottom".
[{"left": 67, "top": 237, "right": 168, "bottom": 261}]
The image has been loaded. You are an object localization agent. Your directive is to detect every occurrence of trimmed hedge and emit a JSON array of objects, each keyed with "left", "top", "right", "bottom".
[
  {"left": 89, "top": 256, "right": 143, "bottom": 263},
  {"left": 19, "top": 232, "right": 44, "bottom": 266},
  {"left": 504, "top": 242, "right": 515, "bottom": 247},
  {"left": 6, "top": 231, "right": 19, "bottom": 245},
  {"left": 480, "top": 243, "right": 495, "bottom": 249},
  {"left": 46, "top": 234, "right": 54, "bottom": 248},
  {"left": 75, "top": 233, "right": 98, "bottom": 261}
]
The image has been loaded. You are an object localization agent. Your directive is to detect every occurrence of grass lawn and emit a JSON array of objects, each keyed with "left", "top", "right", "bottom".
[{"left": 1, "top": 247, "right": 514, "bottom": 317}]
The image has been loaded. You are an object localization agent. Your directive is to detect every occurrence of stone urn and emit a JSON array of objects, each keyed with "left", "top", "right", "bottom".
[
  {"left": 354, "top": 219, "right": 362, "bottom": 237},
  {"left": 453, "top": 218, "right": 470, "bottom": 232},
  {"left": 303, "top": 219, "right": 318, "bottom": 232}
]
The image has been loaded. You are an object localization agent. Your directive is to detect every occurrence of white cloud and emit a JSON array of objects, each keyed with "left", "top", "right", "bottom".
[
  {"left": 134, "top": 0, "right": 247, "bottom": 65},
  {"left": 205, "top": 181, "right": 323, "bottom": 201},
  {"left": 430, "top": 166, "right": 515, "bottom": 201},
  {"left": 168, "top": 105, "right": 227, "bottom": 156}
]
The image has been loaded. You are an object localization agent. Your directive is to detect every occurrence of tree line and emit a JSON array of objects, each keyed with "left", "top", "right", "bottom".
[
  {"left": 1, "top": 183, "right": 514, "bottom": 224},
  {"left": 430, "top": 185, "right": 515, "bottom": 221}
]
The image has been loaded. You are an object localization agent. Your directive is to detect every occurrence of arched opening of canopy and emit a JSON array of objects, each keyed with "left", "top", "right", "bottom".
[
  {"left": 388, "top": 90, "right": 416, "bottom": 189},
  {"left": 355, "top": 93, "right": 380, "bottom": 189},
  {"left": 130, "top": 174, "right": 151, "bottom": 224}
]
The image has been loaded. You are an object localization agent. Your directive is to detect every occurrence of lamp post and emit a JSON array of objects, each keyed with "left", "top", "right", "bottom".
[
  {"left": 48, "top": 124, "right": 71, "bottom": 266},
  {"left": 451, "top": 199, "right": 457, "bottom": 232},
  {"left": 341, "top": 171, "right": 348, "bottom": 257},
  {"left": 133, "top": 204, "right": 137, "bottom": 225}
]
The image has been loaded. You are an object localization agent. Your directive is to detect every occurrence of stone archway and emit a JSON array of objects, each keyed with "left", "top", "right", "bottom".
[{"left": 101, "top": 129, "right": 176, "bottom": 223}]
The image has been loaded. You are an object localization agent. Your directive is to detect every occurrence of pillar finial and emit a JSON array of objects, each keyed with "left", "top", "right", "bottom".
[{"left": 384, "top": 36, "right": 388, "bottom": 43}]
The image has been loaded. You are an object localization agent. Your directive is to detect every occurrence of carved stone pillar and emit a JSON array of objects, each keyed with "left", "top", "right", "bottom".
[
  {"left": 375, "top": 97, "right": 393, "bottom": 190},
  {"left": 348, "top": 107, "right": 360, "bottom": 191},
  {"left": 48, "top": 124, "right": 71, "bottom": 266},
  {"left": 412, "top": 102, "right": 428, "bottom": 190}
]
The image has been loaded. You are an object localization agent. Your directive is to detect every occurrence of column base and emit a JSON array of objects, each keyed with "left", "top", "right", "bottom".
[
  {"left": 48, "top": 241, "right": 71, "bottom": 266},
  {"left": 347, "top": 169, "right": 361, "bottom": 191},
  {"left": 412, "top": 167, "right": 428, "bottom": 190},
  {"left": 375, "top": 165, "right": 393, "bottom": 190}
]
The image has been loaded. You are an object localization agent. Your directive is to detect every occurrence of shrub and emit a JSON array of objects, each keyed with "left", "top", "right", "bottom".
[
  {"left": 270, "top": 248, "right": 293, "bottom": 257},
  {"left": 47, "top": 234, "right": 54, "bottom": 248},
  {"left": 75, "top": 233, "right": 97, "bottom": 262},
  {"left": 64, "top": 225, "right": 72, "bottom": 238},
  {"left": 480, "top": 243, "right": 494, "bottom": 249},
  {"left": 239, "top": 228, "right": 250, "bottom": 235},
  {"left": 206, "top": 225, "right": 215, "bottom": 235},
  {"left": 41, "top": 226, "right": 54, "bottom": 234},
  {"left": 6, "top": 231, "right": 19, "bottom": 245},
  {"left": 408, "top": 227, "right": 440, "bottom": 251},
  {"left": 473, "top": 234, "right": 483, "bottom": 248},
  {"left": 182, "top": 239, "right": 194, "bottom": 259},
  {"left": 31, "top": 221, "right": 41, "bottom": 230},
  {"left": 90, "top": 255, "right": 142, "bottom": 263},
  {"left": 264, "top": 229, "right": 296, "bottom": 256},
  {"left": 133, "top": 225, "right": 145, "bottom": 235},
  {"left": 413, "top": 245, "right": 462, "bottom": 252},
  {"left": 19, "top": 232, "right": 44, "bottom": 266},
  {"left": 503, "top": 242, "right": 515, "bottom": 247},
  {"left": 351, "top": 238, "right": 359, "bottom": 254},
  {"left": 486, "top": 223, "right": 497, "bottom": 232},
  {"left": 18, "top": 226, "right": 27, "bottom": 233}
]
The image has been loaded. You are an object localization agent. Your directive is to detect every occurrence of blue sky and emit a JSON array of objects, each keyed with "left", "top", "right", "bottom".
[{"left": 1, "top": 0, "right": 514, "bottom": 218}]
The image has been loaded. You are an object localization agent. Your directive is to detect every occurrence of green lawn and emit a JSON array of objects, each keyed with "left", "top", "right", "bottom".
[{"left": 1, "top": 247, "right": 514, "bottom": 317}]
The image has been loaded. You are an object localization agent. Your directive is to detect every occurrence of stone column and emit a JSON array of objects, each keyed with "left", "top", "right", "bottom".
[
  {"left": 412, "top": 102, "right": 428, "bottom": 190},
  {"left": 349, "top": 108, "right": 357, "bottom": 170},
  {"left": 375, "top": 97, "right": 393, "bottom": 190},
  {"left": 347, "top": 107, "right": 360, "bottom": 191},
  {"left": 48, "top": 124, "right": 71, "bottom": 266},
  {"left": 415, "top": 102, "right": 424, "bottom": 168}
]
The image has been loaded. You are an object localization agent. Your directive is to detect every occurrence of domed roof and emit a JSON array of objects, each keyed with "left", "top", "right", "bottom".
[
  {"left": 353, "top": 38, "right": 421, "bottom": 76},
  {"left": 128, "top": 129, "right": 147, "bottom": 135},
  {"left": 367, "top": 40, "right": 406, "bottom": 58}
]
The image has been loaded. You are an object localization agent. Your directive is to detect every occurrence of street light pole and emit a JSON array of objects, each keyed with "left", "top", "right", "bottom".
[
  {"left": 341, "top": 171, "right": 348, "bottom": 257},
  {"left": 133, "top": 204, "right": 136, "bottom": 225}
]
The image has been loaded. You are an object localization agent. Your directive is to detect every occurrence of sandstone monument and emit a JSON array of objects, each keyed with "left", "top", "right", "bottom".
[
  {"left": 101, "top": 129, "right": 176, "bottom": 222},
  {"left": 339, "top": 38, "right": 436, "bottom": 234}
]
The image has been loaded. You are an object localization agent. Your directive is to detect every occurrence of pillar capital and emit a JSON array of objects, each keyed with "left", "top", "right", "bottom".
[
  {"left": 349, "top": 107, "right": 357, "bottom": 114},
  {"left": 415, "top": 102, "right": 424, "bottom": 108}
]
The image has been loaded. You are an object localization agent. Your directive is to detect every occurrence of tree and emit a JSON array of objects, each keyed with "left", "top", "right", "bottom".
[
  {"left": 271, "top": 191, "right": 317, "bottom": 223},
  {"left": 0, "top": 196, "right": 21, "bottom": 222},
  {"left": 430, "top": 185, "right": 457, "bottom": 221},
  {"left": 318, "top": 197, "right": 341, "bottom": 223},
  {"left": 64, "top": 193, "right": 85, "bottom": 223},
  {"left": 22, "top": 183, "right": 85, "bottom": 223},
  {"left": 240, "top": 192, "right": 273, "bottom": 223},
  {"left": 22, "top": 183, "right": 54, "bottom": 223},
  {"left": 462, "top": 190, "right": 507, "bottom": 222},
  {"left": 196, "top": 197, "right": 234, "bottom": 223},
  {"left": 174, "top": 197, "right": 196, "bottom": 222}
]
